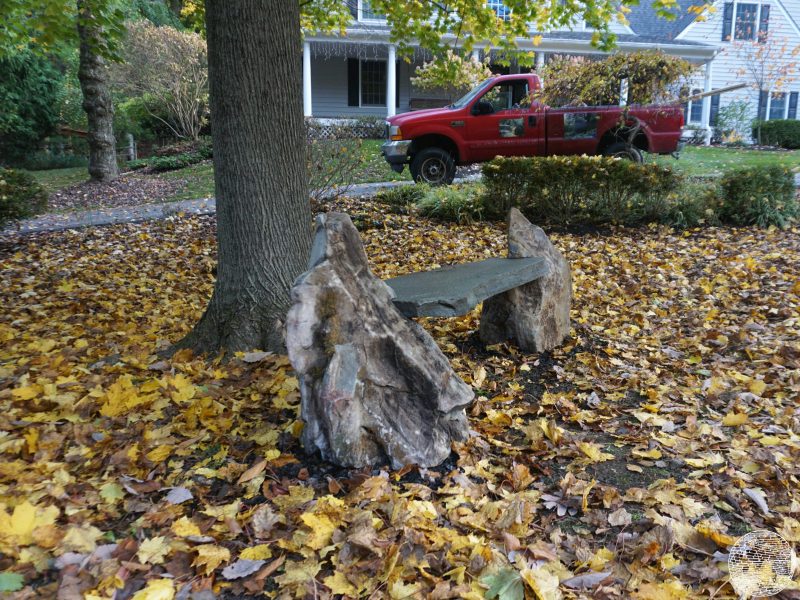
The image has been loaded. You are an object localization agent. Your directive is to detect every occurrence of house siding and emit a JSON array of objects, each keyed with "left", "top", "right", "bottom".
[
  {"left": 678, "top": 0, "right": 800, "bottom": 126},
  {"left": 309, "top": 56, "right": 414, "bottom": 118}
]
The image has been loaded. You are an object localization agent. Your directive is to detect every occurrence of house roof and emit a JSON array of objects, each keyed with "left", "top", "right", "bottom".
[{"left": 625, "top": 0, "right": 706, "bottom": 41}]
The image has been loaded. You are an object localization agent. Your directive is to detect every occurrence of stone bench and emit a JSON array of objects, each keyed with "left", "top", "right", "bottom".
[
  {"left": 386, "top": 256, "right": 549, "bottom": 318},
  {"left": 286, "top": 208, "right": 571, "bottom": 470}
]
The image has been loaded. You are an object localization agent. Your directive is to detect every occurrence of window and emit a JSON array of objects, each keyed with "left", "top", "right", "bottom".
[
  {"left": 735, "top": 3, "right": 758, "bottom": 40},
  {"left": 769, "top": 92, "right": 787, "bottom": 120},
  {"left": 722, "top": 3, "right": 770, "bottom": 41},
  {"left": 487, "top": 0, "right": 511, "bottom": 20},
  {"left": 359, "top": 0, "right": 384, "bottom": 20},
  {"left": 361, "top": 60, "right": 386, "bottom": 106},
  {"left": 690, "top": 89, "right": 703, "bottom": 123},
  {"left": 481, "top": 80, "right": 529, "bottom": 112}
]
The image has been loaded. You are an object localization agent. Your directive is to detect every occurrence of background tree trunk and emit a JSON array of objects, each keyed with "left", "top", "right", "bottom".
[
  {"left": 76, "top": 0, "right": 119, "bottom": 182},
  {"left": 176, "top": 0, "right": 312, "bottom": 354}
]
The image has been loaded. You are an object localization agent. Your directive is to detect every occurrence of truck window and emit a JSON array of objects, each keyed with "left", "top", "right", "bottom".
[{"left": 482, "top": 80, "right": 530, "bottom": 112}]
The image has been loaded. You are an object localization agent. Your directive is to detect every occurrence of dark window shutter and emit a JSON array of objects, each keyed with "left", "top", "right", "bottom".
[
  {"left": 722, "top": 2, "right": 734, "bottom": 40},
  {"left": 347, "top": 58, "right": 359, "bottom": 106},
  {"left": 758, "top": 4, "right": 769, "bottom": 40},
  {"left": 710, "top": 94, "right": 721, "bottom": 126},
  {"left": 789, "top": 92, "right": 798, "bottom": 119},
  {"left": 758, "top": 90, "right": 768, "bottom": 120},
  {"left": 348, "top": 0, "right": 357, "bottom": 18}
]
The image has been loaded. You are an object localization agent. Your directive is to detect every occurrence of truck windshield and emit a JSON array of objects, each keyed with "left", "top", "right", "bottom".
[{"left": 450, "top": 79, "right": 495, "bottom": 109}]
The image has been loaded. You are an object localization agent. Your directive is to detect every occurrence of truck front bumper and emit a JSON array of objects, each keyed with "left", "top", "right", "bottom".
[{"left": 382, "top": 140, "right": 412, "bottom": 173}]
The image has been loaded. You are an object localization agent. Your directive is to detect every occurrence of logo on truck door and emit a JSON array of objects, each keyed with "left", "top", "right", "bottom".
[
  {"left": 499, "top": 118, "right": 524, "bottom": 138},
  {"left": 564, "top": 112, "right": 599, "bottom": 139}
]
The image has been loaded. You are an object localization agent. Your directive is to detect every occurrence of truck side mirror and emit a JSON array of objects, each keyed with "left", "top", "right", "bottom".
[{"left": 472, "top": 101, "right": 494, "bottom": 115}]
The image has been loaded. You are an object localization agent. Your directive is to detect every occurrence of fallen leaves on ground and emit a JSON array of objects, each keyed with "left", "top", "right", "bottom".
[{"left": 0, "top": 195, "right": 799, "bottom": 599}]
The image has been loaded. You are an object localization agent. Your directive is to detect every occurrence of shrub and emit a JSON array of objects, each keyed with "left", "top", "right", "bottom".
[
  {"left": 718, "top": 165, "right": 797, "bottom": 227},
  {"left": 154, "top": 138, "right": 213, "bottom": 157},
  {"left": 0, "top": 168, "right": 48, "bottom": 227},
  {"left": 19, "top": 152, "right": 88, "bottom": 171},
  {"left": 482, "top": 155, "right": 682, "bottom": 226},
  {"left": 714, "top": 100, "right": 752, "bottom": 144},
  {"left": 752, "top": 120, "right": 800, "bottom": 149},
  {"left": 536, "top": 51, "right": 696, "bottom": 107},
  {"left": 417, "top": 184, "right": 485, "bottom": 224},
  {"left": 308, "top": 135, "right": 367, "bottom": 204},
  {"left": 128, "top": 141, "right": 212, "bottom": 173},
  {"left": 374, "top": 185, "right": 426, "bottom": 210}
]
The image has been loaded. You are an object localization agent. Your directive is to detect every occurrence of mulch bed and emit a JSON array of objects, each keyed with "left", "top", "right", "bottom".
[{"left": 47, "top": 173, "right": 186, "bottom": 212}]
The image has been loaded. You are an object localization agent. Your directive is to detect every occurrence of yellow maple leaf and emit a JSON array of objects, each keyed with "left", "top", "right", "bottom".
[
  {"left": 131, "top": 578, "right": 175, "bottom": 600},
  {"left": 323, "top": 571, "right": 357, "bottom": 595},
  {"left": 62, "top": 524, "right": 103, "bottom": 553},
  {"left": 722, "top": 411, "right": 748, "bottom": 426},
  {"left": 11, "top": 385, "right": 42, "bottom": 401},
  {"left": 632, "top": 448, "right": 662, "bottom": 460},
  {"left": 138, "top": 536, "right": 171, "bottom": 565},
  {"left": 520, "top": 565, "right": 562, "bottom": 600},
  {"left": 577, "top": 442, "right": 614, "bottom": 463},
  {"left": 240, "top": 544, "right": 272, "bottom": 560},
  {"left": 299, "top": 512, "right": 336, "bottom": 550},
  {"left": 193, "top": 544, "right": 231, "bottom": 575},
  {"left": 146, "top": 445, "right": 173, "bottom": 462},
  {"left": 0, "top": 501, "right": 60, "bottom": 549},
  {"left": 631, "top": 579, "right": 689, "bottom": 599},
  {"left": 171, "top": 517, "right": 201, "bottom": 537}
]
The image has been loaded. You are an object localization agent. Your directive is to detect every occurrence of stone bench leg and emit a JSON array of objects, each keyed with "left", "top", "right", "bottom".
[
  {"left": 479, "top": 208, "right": 571, "bottom": 352},
  {"left": 286, "top": 212, "right": 474, "bottom": 469}
]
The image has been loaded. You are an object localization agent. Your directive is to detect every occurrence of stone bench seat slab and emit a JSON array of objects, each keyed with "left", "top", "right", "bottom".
[{"left": 386, "top": 256, "right": 549, "bottom": 318}]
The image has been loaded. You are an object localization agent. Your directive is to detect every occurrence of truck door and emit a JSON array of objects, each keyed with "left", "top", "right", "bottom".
[
  {"left": 545, "top": 107, "right": 605, "bottom": 156},
  {"left": 465, "top": 79, "right": 545, "bottom": 162}
]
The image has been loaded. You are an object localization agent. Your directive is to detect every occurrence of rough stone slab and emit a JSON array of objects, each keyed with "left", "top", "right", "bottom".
[
  {"left": 385, "top": 257, "right": 548, "bottom": 318},
  {"left": 286, "top": 212, "right": 474, "bottom": 469},
  {"left": 480, "top": 208, "right": 571, "bottom": 352}
]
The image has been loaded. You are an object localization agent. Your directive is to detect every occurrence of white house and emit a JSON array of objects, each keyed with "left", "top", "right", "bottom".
[{"left": 302, "top": 0, "right": 800, "bottom": 139}]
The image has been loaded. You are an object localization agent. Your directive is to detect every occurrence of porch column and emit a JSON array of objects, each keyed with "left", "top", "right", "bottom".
[
  {"left": 303, "top": 41, "right": 312, "bottom": 117},
  {"left": 701, "top": 61, "right": 712, "bottom": 145},
  {"left": 387, "top": 44, "right": 397, "bottom": 117},
  {"left": 472, "top": 48, "right": 481, "bottom": 61},
  {"left": 536, "top": 52, "right": 545, "bottom": 71}
]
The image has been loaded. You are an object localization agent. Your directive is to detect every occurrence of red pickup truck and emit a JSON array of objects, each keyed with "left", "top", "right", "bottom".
[{"left": 382, "top": 73, "right": 684, "bottom": 184}]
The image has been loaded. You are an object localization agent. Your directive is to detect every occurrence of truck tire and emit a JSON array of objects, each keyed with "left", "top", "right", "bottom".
[
  {"left": 410, "top": 147, "right": 456, "bottom": 185},
  {"left": 603, "top": 142, "right": 643, "bottom": 163}
]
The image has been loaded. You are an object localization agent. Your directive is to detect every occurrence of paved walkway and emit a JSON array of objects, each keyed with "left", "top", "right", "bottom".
[{"left": 2, "top": 177, "right": 479, "bottom": 236}]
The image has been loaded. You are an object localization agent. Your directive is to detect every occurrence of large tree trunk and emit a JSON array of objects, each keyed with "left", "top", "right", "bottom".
[
  {"left": 176, "top": 0, "right": 312, "bottom": 354},
  {"left": 76, "top": 0, "right": 118, "bottom": 182}
]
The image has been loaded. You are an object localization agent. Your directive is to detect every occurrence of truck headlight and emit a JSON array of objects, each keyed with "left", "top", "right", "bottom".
[{"left": 389, "top": 125, "right": 403, "bottom": 141}]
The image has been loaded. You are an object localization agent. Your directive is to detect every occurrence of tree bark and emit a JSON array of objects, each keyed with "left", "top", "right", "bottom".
[
  {"left": 176, "top": 0, "right": 312, "bottom": 354},
  {"left": 76, "top": 0, "right": 119, "bottom": 182}
]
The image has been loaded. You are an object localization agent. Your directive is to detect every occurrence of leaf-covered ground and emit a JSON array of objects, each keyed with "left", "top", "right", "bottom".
[{"left": 1, "top": 198, "right": 799, "bottom": 599}]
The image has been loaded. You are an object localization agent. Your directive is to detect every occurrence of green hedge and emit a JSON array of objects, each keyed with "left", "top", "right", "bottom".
[
  {"left": 0, "top": 168, "right": 48, "bottom": 227},
  {"left": 127, "top": 139, "right": 213, "bottom": 172},
  {"left": 718, "top": 165, "right": 797, "bottom": 228},
  {"left": 752, "top": 120, "right": 800, "bottom": 149},
  {"left": 482, "top": 155, "right": 682, "bottom": 226}
]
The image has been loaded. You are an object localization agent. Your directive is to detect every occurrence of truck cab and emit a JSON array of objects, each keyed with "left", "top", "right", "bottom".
[{"left": 382, "top": 73, "right": 683, "bottom": 184}]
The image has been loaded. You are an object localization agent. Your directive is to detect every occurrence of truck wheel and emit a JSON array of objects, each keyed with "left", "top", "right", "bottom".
[
  {"left": 410, "top": 148, "right": 456, "bottom": 185},
  {"left": 603, "top": 142, "right": 643, "bottom": 163}
]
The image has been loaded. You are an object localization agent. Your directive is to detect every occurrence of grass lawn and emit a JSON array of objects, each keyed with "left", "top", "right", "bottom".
[
  {"left": 22, "top": 145, "right": 797, "bottom": 211},
  {"left": 25, "top": 166, "right": 88, "bottom": 194},
  {"left": 651, "top": 145, "right": 800, "bottom": 177}
]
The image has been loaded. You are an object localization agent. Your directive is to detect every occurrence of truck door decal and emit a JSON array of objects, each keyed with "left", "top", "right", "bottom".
[
  {"left": 564, "top": 113, "right": 599, "bottom": 139},
  {"left": 499, "top": 118, "right": 524, "bottom": 138}
]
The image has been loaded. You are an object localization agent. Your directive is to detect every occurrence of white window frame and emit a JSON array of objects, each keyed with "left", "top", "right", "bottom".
[
  {"left": 359, "top": 59, "right": 387, "bottom": 107},
  {"left": 765, "top": 90, "right": 790, "bottom": 121},
  {"left": 358, "top": 0, "right": 386, "bottom": 23},
  {"left": 486, "top": 0, "right": 511, "bottom": 21},
  {"left": 688, "top": 88, "right": 704, "bottom": 123},
  {"left": 729, "top": 1, "right": 765, "bottom": 41}
]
